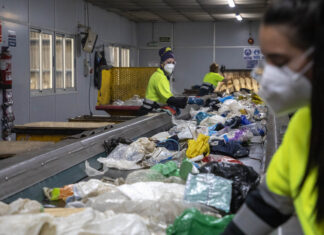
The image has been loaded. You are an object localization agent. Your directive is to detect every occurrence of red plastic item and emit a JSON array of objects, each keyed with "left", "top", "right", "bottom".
[{"left": 161, "top": 106, "right": 177, "bottom": 115}]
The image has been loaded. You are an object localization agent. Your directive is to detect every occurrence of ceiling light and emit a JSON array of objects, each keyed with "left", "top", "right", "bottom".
[
  {"left": 236, "top": 13, "right": 243, "bottom": 21},
  {"left": 228, "top": 0, "right": 235, "bottom": 8}
]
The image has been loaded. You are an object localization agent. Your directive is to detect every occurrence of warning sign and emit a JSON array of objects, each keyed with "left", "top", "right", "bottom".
[
  {"left": 243, "top": 47, "right": 264, "bottom": 61},
  {"left": 8, "top": 30, "right": 16, "bottom": 47}
]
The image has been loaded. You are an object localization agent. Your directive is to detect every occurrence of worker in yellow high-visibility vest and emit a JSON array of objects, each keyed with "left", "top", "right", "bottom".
[
  {"left": 198, "top": 63, "right": 224, "bottom": 96},
  {"left": 140, "top": 47, "right": 205, "bottom": 115},
  {"left": 222, "top": 0, "right": 324, "bottom": 235}
]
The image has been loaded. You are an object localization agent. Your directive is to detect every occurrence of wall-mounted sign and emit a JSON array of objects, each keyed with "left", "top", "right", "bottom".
[
  {"left": 8, "top": 30, "right": 16, "bottom": 47},
  {"left": 159, "top": 37, "right": 170, "bottom": 42},
  {"left": 246, "top": 60, "right": 258, "bottom": 69},
  {"left": 243, "top": 47, "right": 264, "bottom": 61}
]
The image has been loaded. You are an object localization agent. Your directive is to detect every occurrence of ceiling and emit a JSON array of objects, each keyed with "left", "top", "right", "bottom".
[{"left": 86, "top": 0, "right": 269, "bottom": 22}]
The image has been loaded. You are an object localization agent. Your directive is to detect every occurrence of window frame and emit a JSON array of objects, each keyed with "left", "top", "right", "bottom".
[
  {"left": 30, "top": 28, "right": 54, "bottom": 95},
  {"left": 54, "top": 33, "right": 76, "bottom": 93},
  {"left": 120, "top": 47, "right": 130, "bottom": 67},
  {"left": 29, "top": 28, "right": 76, "bottom": 96}
]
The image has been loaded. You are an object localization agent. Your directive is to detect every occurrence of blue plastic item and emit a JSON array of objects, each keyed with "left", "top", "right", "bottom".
[
  {"left": 195, "top": 112, "right": 211, "bottom": 125},
  {"left": 218, "top": 95, "right": 234, "bottom": 103},
  {"left": 157, "top": 137, "right": 180, "bottom": 151},
  {"left": 188, "top": 96, "right": 204, "bottom": 106},
  {"left": 240, "top": 115, "right": 251, "bottom": 125}
]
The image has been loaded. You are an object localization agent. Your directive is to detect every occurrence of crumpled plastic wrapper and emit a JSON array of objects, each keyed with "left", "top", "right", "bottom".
[
  {"left": 84, "top": 182, "right": 211, "bottom": 234},
  {"left": 0, "top": 207, "right": 152, "bottom": 235},
  {"left": 97, "top": 137, "right": 156, "bottom": 170},
  {"left": 199, "top": 114, "right": 226, "bottom": 127}
]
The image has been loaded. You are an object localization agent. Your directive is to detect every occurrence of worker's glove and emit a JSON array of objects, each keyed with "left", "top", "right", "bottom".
[{"left": 187, "top": 96, "right": 204, "bottom": 106}]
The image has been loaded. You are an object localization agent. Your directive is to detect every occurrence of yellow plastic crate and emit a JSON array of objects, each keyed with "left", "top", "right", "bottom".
[{"left": 97, "top": 67, "right": 157, "bottom": 105}]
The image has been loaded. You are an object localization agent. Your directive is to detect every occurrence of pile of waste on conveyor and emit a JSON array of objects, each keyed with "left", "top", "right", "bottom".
[{"left": 0, "top": 90, "right": 267, "bottom": 235}]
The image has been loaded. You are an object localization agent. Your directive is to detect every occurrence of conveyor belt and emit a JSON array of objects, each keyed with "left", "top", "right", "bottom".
[{"left": 0, "top": 110, "right": 190, "bottom": 202}]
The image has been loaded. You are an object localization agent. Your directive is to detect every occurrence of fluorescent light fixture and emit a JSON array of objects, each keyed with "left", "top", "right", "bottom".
[
  {"left": 236, "top": 13, "right": 243, "bottom": 21},
  {"left": 228, "top": 0, "right": 235, "bottom": 8}
]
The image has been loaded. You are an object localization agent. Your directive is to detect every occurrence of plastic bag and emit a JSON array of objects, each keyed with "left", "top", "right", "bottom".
[
  {"left": 103, "top": 137, "right": 132, "bottom": 155},
  {"left": 0, "top": 213, "right": 54, "bottom": 235},
  {"left": 227, "top": 129, "right": 254, "bottom": 143},
  {"left": 169, "top": 121, "right": 196, "bottom": 140},
  {"left": 105, "top": 143, "right": 144, "bottom": 161},
  {"left": 85, "top": 187, "right": 204, "bottom": 234},
  {"left": 85, "top": 160, "right": 108, "bottom": 177},
  {"left": 218, "top": 99, "right": 243, "bottom": 115},
  {"left": 123, "top": 95, "right": 143, "bottom": 106},
  {"left": 99, "top": 138, "right": 156, "bottom": 170},
  {"left": 240, "top": 115, "right": 251, "bottom": 125},
  {"left": 184, "top": 173, "right": 232, "bottom": 213},
  {"left": 118, "top": 182, "right": 185, "bottom": 201},
  {"left": 150, "top": 131, "right": 170, "bottom": 141},
  {"left": 200, "top": 115, "right": 226, "bottom": 127},
  {"left": 224, "top": 116, "right": 241, "bottom": 129},
  {"left": 210, "top": 140, "right": 249, "bottom": 158},
  {"left": 142, "top": 147, "right": 177, "bottom": 166},
  {"left": 112, "top": 99, "right": 124, "bottom": 106},
  {"left": 53, "top": 208, "right": 151, "bottom": 235},
  {"left": 190, "top": 107, "right": 210, "bottom": 119},
  {"left": 195, "top": 112, "right": 212, "bottom": 125},
  {"left": 200, "top": 162, "right": 260, "bottom": 212},
  {"left": 186, "top": 134, "right": 210, "bottom": 158},
  {"left": 156, "top": 135, "right": 180, "bottom": 151},
  {"left": 125, "top": 169, "right": 167, "bottom": 184},
  {"left": 167, "top": 208, "right": 234, "bottom": 235},
  {"left": 151, "top": 161, "right": 180, "bottom": 177},
  {"left": 0, "top": 199, "right": 43, "bottom": 216},
  {"left": 240, "top": 122, "right": 266, "bottom": 136}
]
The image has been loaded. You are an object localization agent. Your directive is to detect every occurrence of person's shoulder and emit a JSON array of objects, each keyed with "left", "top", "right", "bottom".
[
  {"left": 291, "top": 106, "right": 311, "bottom": 124},
  {"left": 286, "top": 106, "right": 311, "bottom": 136}
]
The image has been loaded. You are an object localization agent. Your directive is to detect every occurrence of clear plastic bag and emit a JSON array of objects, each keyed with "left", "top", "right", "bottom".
[
  {"left": 125, "top": 169, "right": 166, "bottom": 184},
  {"left": 142, "top": 147, "right": 177, "bottom": 167},
  {"left": 123, "top": 95, "right": 143, "bottom": 106},
  {"left": 0, "top": 199, "right": 43, "bottom": 216},
  {"left": 199, "top": 115, "right": 226, "bottom": 127},
  {"left": 184, "top": 174, "right": 232, "bottom": 213}
]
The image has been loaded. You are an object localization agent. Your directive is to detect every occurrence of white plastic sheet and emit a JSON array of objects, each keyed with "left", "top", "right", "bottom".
[
  {"left": 0, "top": 198, "right": 43, "bottom": 216},
  {"left": 85, "top": 160, "right": 108, "bottom": 177},
  {"left": 53, "top": 208, "right": 150, "bottom": 235},
  {"left": 73, "top": 179, "right": 116, "bottom": 199},
  {"left": 199, "top": 115, "right": 226, "bottom": 127},
  {"left": 0, "top": 213, "right": 54, "bottom": 235}
]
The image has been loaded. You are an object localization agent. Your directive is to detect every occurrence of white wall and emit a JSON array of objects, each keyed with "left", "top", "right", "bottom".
[
  {"left": 0, "top": 0, "right": 138, "bottom": 137},
  {"left": 137, "top": 21, "right": 260, "bottom": 94}
]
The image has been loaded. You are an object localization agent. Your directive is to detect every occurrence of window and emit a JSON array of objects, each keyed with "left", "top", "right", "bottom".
[
  {"left": 109, "top": 46, "right": 120, "bottom": 67},
  {"left": 30, "top": 29, "right": 75, "bottom": 93},
  {"left": 121, "top": 48, "right": 130, "bottom": 67},
  {"left": 55, "top": 35, "right": 75, "bottom": 90},
  {"left": 30, "top": 31, "right": 53, "bottom": 91}
]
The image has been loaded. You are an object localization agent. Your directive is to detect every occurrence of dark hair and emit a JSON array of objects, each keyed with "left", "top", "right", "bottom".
[
  {"left": 263, "top": 0, "right": 324, "bottom": 223},
  {"left": 210, "top": 63, "right": 219, "bottom": 73}
]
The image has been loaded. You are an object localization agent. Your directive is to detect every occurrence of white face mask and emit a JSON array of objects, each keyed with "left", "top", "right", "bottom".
[
  {"left": 256, "top": 47, "right": 314, "bottom": 116},
  {"left": 164, "top": 63, "right": 175, "bottom": 74}
]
